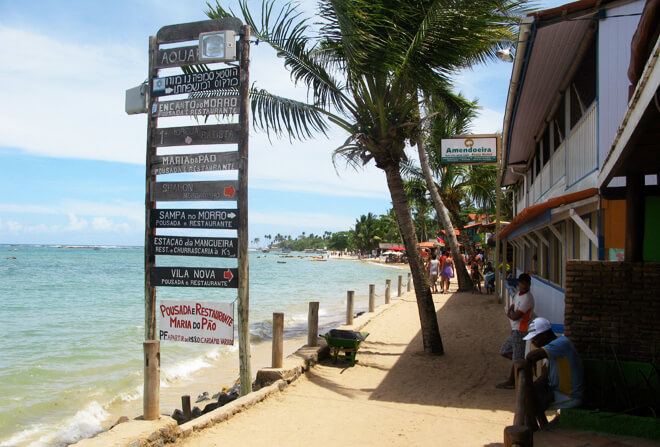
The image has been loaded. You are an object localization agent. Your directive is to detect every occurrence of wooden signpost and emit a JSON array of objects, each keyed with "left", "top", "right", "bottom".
[{"left": 140, "top": 17, "right": 251, "bottom": 420}]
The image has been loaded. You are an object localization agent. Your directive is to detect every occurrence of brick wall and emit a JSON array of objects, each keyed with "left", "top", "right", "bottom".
[{"left": 564, "top": 261, "right": 660, "bottom": 362}]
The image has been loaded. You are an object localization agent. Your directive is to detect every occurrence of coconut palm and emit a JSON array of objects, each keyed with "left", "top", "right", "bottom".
[{"left": 207, "top": 0, "right": 523, "bottom": 354}]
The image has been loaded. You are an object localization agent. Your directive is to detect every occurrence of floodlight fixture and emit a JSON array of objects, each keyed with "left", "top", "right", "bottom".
[
  {"left": 199, "top": 30, "right": 236, "bottom": 62},
  {"left": 496, "top": 47, "right": 514, "bottom": 63}
]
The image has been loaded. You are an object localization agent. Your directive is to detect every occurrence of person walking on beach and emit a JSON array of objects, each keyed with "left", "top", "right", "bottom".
[
  {"left": 426, "top": 254, "right": 440, "bottom": 293},
  {"left": 439, "top": 251, "right": 455, "bottom": 293},
  {"left": 496, "top": 273, "right": 534, "bottom": 389}
]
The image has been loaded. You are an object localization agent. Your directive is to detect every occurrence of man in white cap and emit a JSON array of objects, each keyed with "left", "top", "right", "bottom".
[{"left": 525, "top": 317, "right": 584, "bottom": 425}]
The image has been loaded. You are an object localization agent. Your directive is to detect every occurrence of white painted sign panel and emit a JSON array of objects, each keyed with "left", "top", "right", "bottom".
[
  {"left": 159, "top": 299, "right": 234, "bottom": 345},
  {"left": 441, "top": 137, "right": 497, "bottom": 164}
]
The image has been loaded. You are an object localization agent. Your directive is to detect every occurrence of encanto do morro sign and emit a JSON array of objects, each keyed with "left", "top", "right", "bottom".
[{"left": 441, "top": 136, "right": 497, "bottom": 164}]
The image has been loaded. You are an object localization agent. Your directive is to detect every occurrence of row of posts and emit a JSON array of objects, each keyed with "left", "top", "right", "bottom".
[{"left": 270, "top": 273, "right": 410, "bottom": 367}]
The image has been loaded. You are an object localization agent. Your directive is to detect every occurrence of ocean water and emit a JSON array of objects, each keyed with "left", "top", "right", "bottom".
[{"left": 0, "top": 246, "right": 402, "bottom": 447}]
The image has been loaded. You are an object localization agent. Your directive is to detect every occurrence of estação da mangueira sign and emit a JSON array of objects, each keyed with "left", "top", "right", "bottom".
[
  {"left": 151, "top": 67, "right": 240, "bottom": 97},
  {"left": 149, "top": 235, "right": 237, "bottom": 258},
  {"left": 151, "top": 267, "right": 238, "bottom": 288},
  {"left": 151, "top": 209, "right": 238, "bottom": 229}
]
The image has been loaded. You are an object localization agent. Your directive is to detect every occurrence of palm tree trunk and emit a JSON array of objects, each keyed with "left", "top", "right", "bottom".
[
  {"left": 416, "top": 133, "right": 473, "bottom": 292},
  {"left": 382, "top": 160, "right": 444, "bottom": 355}
]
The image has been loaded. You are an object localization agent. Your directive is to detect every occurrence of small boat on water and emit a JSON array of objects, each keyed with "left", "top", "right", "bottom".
[{"left": 277, "top": 261, "right": 286, "bottom": 264}]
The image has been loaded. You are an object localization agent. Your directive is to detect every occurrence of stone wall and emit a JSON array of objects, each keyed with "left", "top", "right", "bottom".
[{"left": 564, "top": 261, "right": 660, "bottom": 362}]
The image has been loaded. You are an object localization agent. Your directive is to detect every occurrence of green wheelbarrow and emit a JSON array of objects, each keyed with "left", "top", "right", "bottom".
[{"left": 321, "top": 329, "right": 369, "bottom": 366}]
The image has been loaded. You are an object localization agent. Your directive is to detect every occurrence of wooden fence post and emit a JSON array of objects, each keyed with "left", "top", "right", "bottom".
[
  {"left": 385, "top": 280, "right": 391, "bottom": 304},
  {"left": 181, "top": 395, "right": 191, "bottom": 422},
  {"left": 308, "top": 302, "right": 319, "bottom": 347},
  {"left": 397, "top": 275, "right": 402, "bottom": 297},
  {"left": 143, "top": 340, "right": 160, "bottom": 420},
  {"left": 272, "top": 312, "right": 284, "bottom": 368},
  {"left": 369, "top": 284, "right": 375, "bottom": 312},
  {"left": 346, "top": 291, "right": 354, "bottom": 325},
  {"left": 407, "top": 272, "right": 412, "bottom": 292}
]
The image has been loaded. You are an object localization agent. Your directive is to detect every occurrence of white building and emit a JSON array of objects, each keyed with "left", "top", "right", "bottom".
[{"left": 498, "top": 0, "right": 647, "bottom": 328}]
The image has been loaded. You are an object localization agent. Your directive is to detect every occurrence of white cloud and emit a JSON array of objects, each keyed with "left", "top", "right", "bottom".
[
  {"left": 250, "top": 211, "right": 355, "bottom": 231},
  {"left": 92, "top": 217, "right": 131, "bottom": 232},
  {"left": 6, "top": 220, "right": 23, "bottom": 232},
  {"left": 65, "top": 214, "right": 88, "bottom": 231}
]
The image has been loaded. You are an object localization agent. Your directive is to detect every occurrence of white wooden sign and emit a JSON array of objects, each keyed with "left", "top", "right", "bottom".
[{"left": 159, "top": 299, "right": 234, "bottom": 345}]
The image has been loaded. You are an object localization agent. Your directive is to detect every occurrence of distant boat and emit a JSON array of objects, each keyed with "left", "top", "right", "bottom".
[
  {"left": 277, "top": 261, "right": 286, "bottom": 264},
  {"left": 281, "top": 248, "right": 292, "bottom": 253},
  {"left": 262, "top": 249, "right": 270, "bottom": 253}
]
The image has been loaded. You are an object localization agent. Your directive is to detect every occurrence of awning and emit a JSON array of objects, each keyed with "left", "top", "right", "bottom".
[{"left": 498, "top": 188, "right": 598, "bottom": 239}]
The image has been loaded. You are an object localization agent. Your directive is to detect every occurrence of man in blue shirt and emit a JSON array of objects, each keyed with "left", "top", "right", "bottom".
[{"left": 524, "top": 317, "right": 584, "bottom": 425}]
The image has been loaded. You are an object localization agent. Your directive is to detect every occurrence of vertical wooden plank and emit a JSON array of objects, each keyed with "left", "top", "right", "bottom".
[
  {"left": 237, "top": 26, "right": 252, "bottom": 395},
  {"left": 307, "top": 302, "right": 319, "bottom": 347},
  {"left": 143, "top": 340, "right": 160, "bottom": 420},
  {"left": 272, "top": 312, "right": 284, "bottom": 368},
  {"left": 397, "top": 275, "right": 402, "bottom": 297},
  {"left": 385, "top": 279, "right": 391, "bottom": 304},
  {"left": 144, "top": 35, "right": 160, "bottom": 420},
  {"left": 407, "top": 272, "right": 412, "bottom": 292},
  {"left": 368, "top": 284, "right": 375, "bottom": 312},
  {"left": 346, "top": 291, "right": 354, "bottom": 325},
  {"left": 495, "top": 134, "right": 502, "bottom": 304},
  {"left": 181, "top": 395, "right": 191, "bottom": 422}
]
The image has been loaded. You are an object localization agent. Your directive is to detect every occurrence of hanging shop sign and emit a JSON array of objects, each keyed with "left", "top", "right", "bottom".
[{"left": 441, "top": 136, "right": 497, "bottom": 164}]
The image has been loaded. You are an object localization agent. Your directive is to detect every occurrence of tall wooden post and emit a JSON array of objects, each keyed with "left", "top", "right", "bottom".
[
  {"left": 407, "top": 272, "right": 412, "bottom": 292},
  {"left": 369, "top": 284, "right": 375, "bottom": 312},
  {"left": 385, "top": 279, "right": 391, "bottom": 304},
  {"left": 143, "top": 340, "right": 160, "bottom": 420},
  {"left": 143, "top": 35, "right": 159, "bottom": 419},
  {"left": 397, "top": 275, "right": 402, "bottom": 297},
  {"left": 272, "top": 312, "right": 284, "bottom": 368},
  {"left": 307, "top": 302, "right": 319, "bottom": 347},
  {"left": 495, "top": 134, "right": 502, "bottom": 304},
  {"left": 237, "top": 26, "right": 252, "bottom": 395},
  {"left": 346, "top": 291, "right": 354, "bottom": 325},
  {"left": 625, "top": 174, "right": 644, "bottom": 262}
]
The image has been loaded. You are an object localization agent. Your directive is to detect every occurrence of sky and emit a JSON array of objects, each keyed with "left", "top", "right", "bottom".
[{"left": 0, "top": 0, "right": 567, "bottom": 247}]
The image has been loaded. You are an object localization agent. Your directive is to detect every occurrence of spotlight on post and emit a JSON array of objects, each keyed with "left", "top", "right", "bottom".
[
  {"left": 199, "top": 30, "right": 236, "bottom": 62},
  {"left": 496, "top": 47, "right": 514, "bottom": 63}
]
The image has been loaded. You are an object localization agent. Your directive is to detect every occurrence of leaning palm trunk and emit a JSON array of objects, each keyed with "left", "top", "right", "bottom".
[
  {"left": 382, "top": 160, "right": 444, "bottom": 355},
  {"left": 417, "top": 134, "right": 473, "bottom": 291}
]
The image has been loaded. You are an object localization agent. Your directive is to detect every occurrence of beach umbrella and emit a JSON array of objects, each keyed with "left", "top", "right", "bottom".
[{"left": 390, "top": 246, "right": 406, "bottom": 251}]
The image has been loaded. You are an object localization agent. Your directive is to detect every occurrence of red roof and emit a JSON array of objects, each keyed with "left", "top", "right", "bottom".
[{"left": 498, "top": 188, "right": 598, "bottom": 239}]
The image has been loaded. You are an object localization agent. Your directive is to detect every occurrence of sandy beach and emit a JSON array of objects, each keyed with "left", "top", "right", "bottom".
[{"left": 170, "top": 288, "right": 517, "bottom": 446}]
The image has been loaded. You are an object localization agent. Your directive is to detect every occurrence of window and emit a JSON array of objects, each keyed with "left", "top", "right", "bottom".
[
  {"left": 569, "top": 41, "right": 597, "bottom": 129},
  {"left": 542, "top": 128, "right": 551, "bottom": 166}
]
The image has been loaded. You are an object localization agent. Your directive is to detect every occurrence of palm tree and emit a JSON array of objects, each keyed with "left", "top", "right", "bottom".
[{"left": 207, "top": 0, "right": 523, "bottom": 354}]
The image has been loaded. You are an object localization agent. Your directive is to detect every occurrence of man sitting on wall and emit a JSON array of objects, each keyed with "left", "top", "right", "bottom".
[{"left": 524, "top": 317, "right": 584, "bottom": 425}]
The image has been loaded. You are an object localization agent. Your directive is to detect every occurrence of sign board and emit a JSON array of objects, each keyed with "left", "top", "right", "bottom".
[
  {"left": 150, "top": 235, "right": 237, "bottom": 258},
  {"left": 151, "top": 95, "right": 240, "bottom": 117},
  {"left": 151, "top": 180, "right": 238, "bottom": 202},
  {"left": 150, "top": 151, "right": 239, "bottom": 175},
  {"left": 152, "top": 124, "right": 240, "bottom": 147},
  {"left": 155, "top": 46, "right": 200, "bottom": 69},
  {"left": 151, "top": 209, "right": 238, "bottom": 229},
  {"left": 152, "top": 67, "right": 240, "bottom": 97},
  {"left": 151, "top": 267, "right": 238, "bottom": 288},
  {"left": 441, "top": 137, "right": 497, "bottom": 164},
  {"left": 159, "top": 299, "right": 234, "bottom": 345}
]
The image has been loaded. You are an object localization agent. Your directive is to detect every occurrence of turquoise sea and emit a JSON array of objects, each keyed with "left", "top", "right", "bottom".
[{"left": 0, "top": 246, "right": 402, "bottom": 447}]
